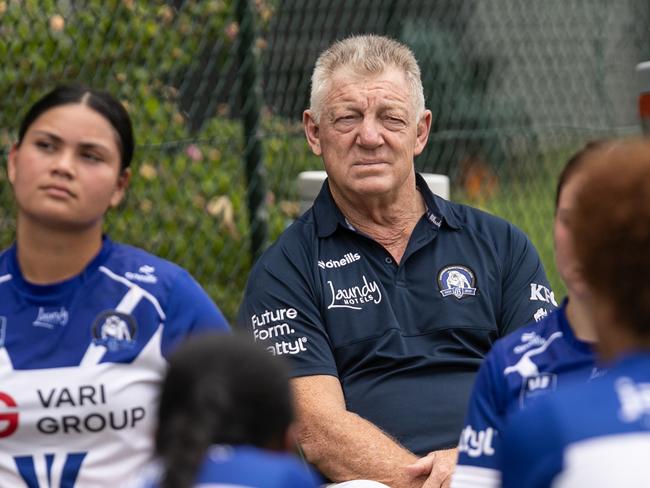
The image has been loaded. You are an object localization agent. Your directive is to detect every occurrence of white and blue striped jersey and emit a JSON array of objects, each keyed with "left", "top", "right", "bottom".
[
  {"left": 500, "top": 354, "right": 650, "bottom": 488},
  {"left": 135, "top": 445, "right": 322, "bottom": 488},
  {"left": 0, "top": 238, "right": 229, "bottom": 488},
  {"left": 452, "top": 301, "right": 597, "bottom": 488}
]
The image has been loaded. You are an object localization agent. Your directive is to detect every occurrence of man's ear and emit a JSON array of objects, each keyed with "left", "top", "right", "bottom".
[
  {"left": 303, "top": 110, "right": 322, "bottom": 156},
  {"left": 109, "top": 167, "right": 131, "bottom": 208},
  {"left": 414, "top": 109, "right": 432, "bottom": 156}
]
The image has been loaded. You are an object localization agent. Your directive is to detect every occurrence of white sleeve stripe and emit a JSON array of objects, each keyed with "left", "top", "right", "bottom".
[
  {"left": 117, "top": 286, "right": 146, "bottom": 314},
  {"left": 0, "top": 274, "right": 12, "bottom": 284},
  {"left": 451, "top": 465, "right": 501, "bottom": 488},
  {"left": 99, "top": 266, "right": 166, "bottom": 319},
  {"left": 79, "top": 343, "right": 107, "bottom": 367}
]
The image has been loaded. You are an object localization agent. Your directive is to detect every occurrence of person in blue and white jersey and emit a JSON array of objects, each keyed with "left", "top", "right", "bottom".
[
  {"left": 500, "top": 138, "right": 650, "bottom": 488},
  {"left": 451, "top": 143, "right": 605, "bottom": 488},
  {"left": 134, "top": 333, "right": 321, "bottom": 488},
  {"left": 0, "top": 85, "right": 229, "bottom": 488}
]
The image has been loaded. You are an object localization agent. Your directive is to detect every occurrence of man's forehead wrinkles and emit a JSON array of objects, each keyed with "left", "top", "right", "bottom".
[{"left": 325, "top": 89, "right": 410, "bottom": 109}]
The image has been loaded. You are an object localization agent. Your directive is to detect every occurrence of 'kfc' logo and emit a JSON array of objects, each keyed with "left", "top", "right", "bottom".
[{"left": 0, "top": 392, "right": 19, "bottom": 438}]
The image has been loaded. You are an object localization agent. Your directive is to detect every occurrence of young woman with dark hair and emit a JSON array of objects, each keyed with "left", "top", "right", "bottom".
[
  {"left": 140, "top": 333, "right": 320, "bottom": 488},
  {"left": 0, "top": 85, "right": 229, "bottom": 487}
]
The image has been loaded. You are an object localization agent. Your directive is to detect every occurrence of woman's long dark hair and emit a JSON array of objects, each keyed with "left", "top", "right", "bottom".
[{"left": 156, "top": 333, "right": 294, "bottom": 488}]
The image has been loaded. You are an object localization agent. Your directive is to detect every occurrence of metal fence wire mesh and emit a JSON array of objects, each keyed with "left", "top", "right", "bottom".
[{"left": 1, "top": 0, "right": 649, "bottom": 320}]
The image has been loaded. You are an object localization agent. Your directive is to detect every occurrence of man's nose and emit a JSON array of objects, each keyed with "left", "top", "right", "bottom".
[{"left": 356, "top": 117, "right": 384, "bottom": 148}]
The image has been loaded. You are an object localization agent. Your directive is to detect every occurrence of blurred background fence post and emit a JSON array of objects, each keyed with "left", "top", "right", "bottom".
[{"left": 237, "top": 0, "right": 268, "bottom": 262}]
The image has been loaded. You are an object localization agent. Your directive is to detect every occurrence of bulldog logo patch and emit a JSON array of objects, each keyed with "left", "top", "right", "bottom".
[{"left": 438, "top": 265, "right": 477, "bottom": 299}]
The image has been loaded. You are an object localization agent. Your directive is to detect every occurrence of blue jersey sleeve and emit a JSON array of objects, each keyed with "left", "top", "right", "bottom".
[
  {"left": 499, "top": 224, "right": 556, "bottom": 336},
  {"left": 160, "top": 269, "right": 230, "bottom": 357},
  {"left": 453, "top": 345, "right": 506, "bottom": 487},
  {"left": 500, "top": 400, "right": 564, "bottom": 488},
  {"left": 237, "top": 241, "right": 338, "bottom": 377}
]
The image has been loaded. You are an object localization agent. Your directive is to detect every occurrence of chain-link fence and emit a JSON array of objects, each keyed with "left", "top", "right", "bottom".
[{"left": 1, "top": 0, "right": 648, "bottom": 320}]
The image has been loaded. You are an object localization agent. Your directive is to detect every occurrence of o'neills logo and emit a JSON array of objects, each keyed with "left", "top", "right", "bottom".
[
  {"left": 318, "top": 252, "right": 361, "bottom": 269},
  {"left": 327, "top": 275, "right": 382, "bottom": 310}
]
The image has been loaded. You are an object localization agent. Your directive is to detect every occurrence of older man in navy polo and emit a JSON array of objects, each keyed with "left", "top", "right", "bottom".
[{"left": 238, "top": 35, "right": 556, "bottom": 488}]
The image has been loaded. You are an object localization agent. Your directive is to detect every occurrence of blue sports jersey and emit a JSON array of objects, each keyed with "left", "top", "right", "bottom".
[
  {"left": 136, "top": 445, "right": 322, "bottom": 488},
  {"left": 238, "top": 173, "right": 556, "bottom": 454},
  {"left": 500, "top": 354, "right": 650, "bottom": 488},
  {"left": 0, "top": 238, "right": 229, "bottom": 488},
  {"left": 452, "top": 300, "right": 597, "bottom": 487}
]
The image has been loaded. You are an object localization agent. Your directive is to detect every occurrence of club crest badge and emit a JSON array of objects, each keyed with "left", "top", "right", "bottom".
[
  {"left": 438, "top": 265, "right": 477, "bottom": 299},
  {"left": 91, "top": 310, "right": 137, "bottom": 352}
]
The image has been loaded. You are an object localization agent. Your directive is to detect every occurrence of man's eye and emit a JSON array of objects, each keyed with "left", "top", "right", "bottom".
[{"left": 385, "top": 116, "right": 406, "bottom": 125}]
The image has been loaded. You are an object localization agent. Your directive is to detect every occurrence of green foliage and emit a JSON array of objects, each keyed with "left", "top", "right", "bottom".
[{"left": 0, "top": 0, "right": 300, "bottom": 321}]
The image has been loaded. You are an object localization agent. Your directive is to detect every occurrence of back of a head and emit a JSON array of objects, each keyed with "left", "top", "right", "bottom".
[
  {"left": 156, "top": 333, "right": 294, "bottom": 488},
  {"left": 309, "top": 34, "right": 425, "bottom": 121},
  {"left": 569, "top": 138, "right": 650, "bottom": 339}
]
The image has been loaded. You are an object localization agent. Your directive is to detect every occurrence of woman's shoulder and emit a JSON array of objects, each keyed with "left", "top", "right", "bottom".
[{"left": 104, "top": 240, "right": 189, "bottom": 282}]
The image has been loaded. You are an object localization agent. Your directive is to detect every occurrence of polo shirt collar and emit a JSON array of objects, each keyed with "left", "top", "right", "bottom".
[{"left": 313, "top": 172, "right": 462, "bottom": 238}]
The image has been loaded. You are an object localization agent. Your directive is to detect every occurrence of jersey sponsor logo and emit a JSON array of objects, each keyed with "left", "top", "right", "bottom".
[
  {"left": 250, "top": 308, "right": 309, "bottom": 356},
  {"left": 0, "top": 391, "right": 19, "bottom": 438},
  {"left": 32, "top": 306, "right": 69, "bottom": 329},
  {"left": 616, "top": 377, "right": 650, "bottom": 423},
  {"left": 519, "top": 372, "right": 557, "bottom": 408},
  {"left": 327, "top": 275, "right": 382, "bottom": 310},
  {"left": 534, "top": 307, "right": 549, "bottom": 322},
  {"left": 91, "top": 310, "right": 137, "bottom": 351},
  {"left": 15, "top": 452, "right": 86, "bottom": 488},
  {"left": 437, "top": 265, "right": 477, "bottom": 299},
  {"left": 513, "top": 331, "right": 551, "bottom": 354},
  {"left": 35, "top": 384, "right": 145, "bottom": 435},
  {"left": 266, "top": 337, "right": 308, "bottom": 356},
  {"left": 125, "top": 264, "right": 158, "bottom": 284},
  {"left": 529, "top": 283, "right": 558, "bottom": 306},
  {"left": 589, "top": 366, "right": 607, "bottom": 381},
  {"left": 505, "top": 331, "right": 563, "bottom": 377},
  {"left": 251, "top": 307, "right": 298, "bottom": 329},
  {"left": 318, "top": 252, "right": 361, "bottom": 269},
  {"left": 458, "top": 425, "right": 496, "bottom": 458}
]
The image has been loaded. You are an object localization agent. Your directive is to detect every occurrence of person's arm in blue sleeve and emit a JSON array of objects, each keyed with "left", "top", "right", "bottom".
[
  {"left": 161, "top": 269, "right": 230, "bottom": 358},
  {"left": 500, "top": 224, "right": 557, "bottom": 336},
  {"left": 452, "top": 345, "right": 506, "bottom": 488}
]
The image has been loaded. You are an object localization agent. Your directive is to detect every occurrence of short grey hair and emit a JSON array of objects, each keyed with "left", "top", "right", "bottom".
[{"left": 309, "top": 34, "right": 425, "bottom": 123}]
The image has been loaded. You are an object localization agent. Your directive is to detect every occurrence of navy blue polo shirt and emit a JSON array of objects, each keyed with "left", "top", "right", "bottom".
[{"left": 238, "top": 173, "right": 556, "bottom": 455}]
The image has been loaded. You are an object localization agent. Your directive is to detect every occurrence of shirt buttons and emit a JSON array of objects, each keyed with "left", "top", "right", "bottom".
[{"left": 385, "top": 257, "right": 393, "bottom": 264}]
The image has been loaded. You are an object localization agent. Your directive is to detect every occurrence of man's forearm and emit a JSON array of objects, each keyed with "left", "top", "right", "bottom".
[{"left": 297, "top": 406, "right": 425, "bottom": 487}]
